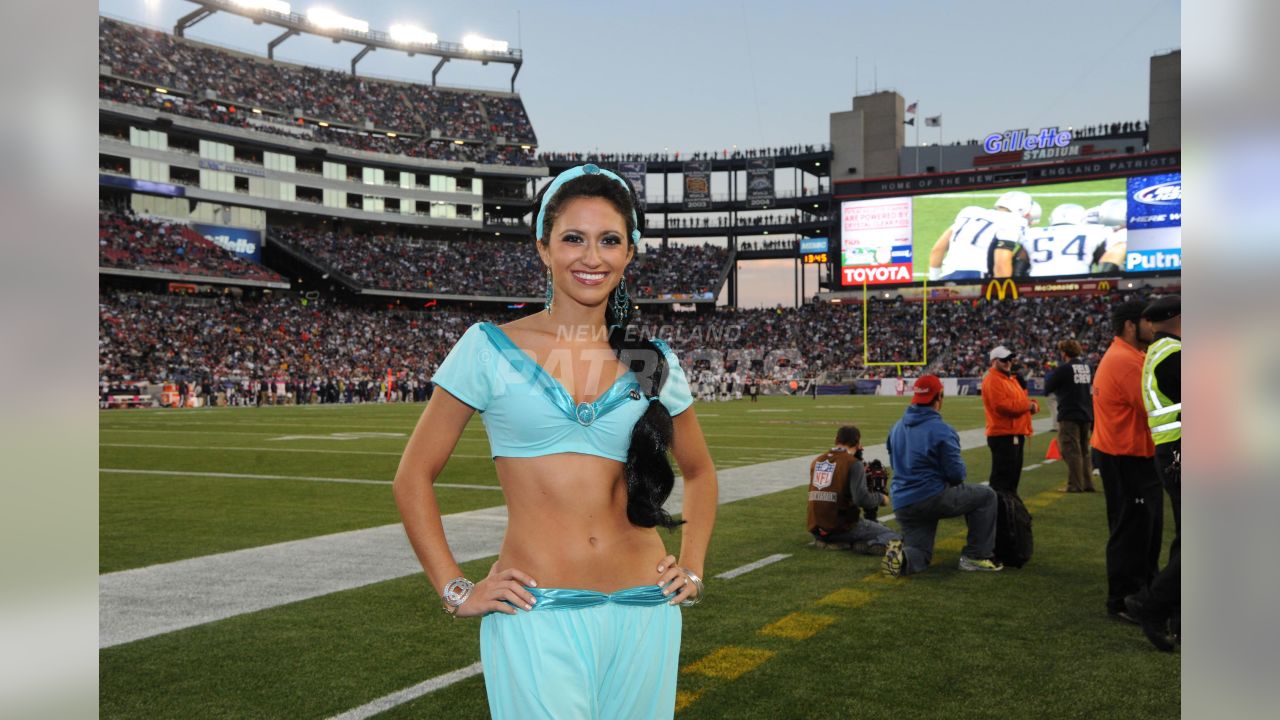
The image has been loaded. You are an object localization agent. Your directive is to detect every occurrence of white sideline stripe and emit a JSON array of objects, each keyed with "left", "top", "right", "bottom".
[
  {"left": 101, "top": 442, "right": 490, "bottom": 459},
  {"left": 715, "top": 553, "right": 791, "bottom": 580},
  {"left": 99, "top": 468, "right": 500, "bottom": 491},
  {"left": 327, "top": 662, "right": 484, "bottom": 720}
]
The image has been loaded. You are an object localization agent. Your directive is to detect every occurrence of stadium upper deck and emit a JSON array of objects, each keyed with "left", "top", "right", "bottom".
[{"left": 98, "top": 17, "right": 539, "bottom": 166}]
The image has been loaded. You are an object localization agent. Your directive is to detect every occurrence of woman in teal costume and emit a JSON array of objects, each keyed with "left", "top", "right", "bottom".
[{"left": 394, "top": 165, "right": 718, "bottom": 719}]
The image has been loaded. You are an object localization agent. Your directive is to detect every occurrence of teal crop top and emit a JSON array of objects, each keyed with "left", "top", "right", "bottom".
[{"left": 430, "top": 322, "right": 693, "bottom": 462}]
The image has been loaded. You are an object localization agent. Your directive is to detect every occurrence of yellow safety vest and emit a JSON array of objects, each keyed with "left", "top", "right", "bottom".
[{"left": 1141, "top": 336, "right": 1181, "bottom": 445}]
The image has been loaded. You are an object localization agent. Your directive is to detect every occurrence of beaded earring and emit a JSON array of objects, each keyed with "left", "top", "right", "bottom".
[
  {"left": 609, "top": 278, "right": 630, "bottom": 329},
  {"left": 544, "top": 269, "right": 554, "bottom": 313}
]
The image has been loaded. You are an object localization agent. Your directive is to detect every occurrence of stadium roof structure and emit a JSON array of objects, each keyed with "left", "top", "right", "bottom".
[{"left": 173, "top": 0, "right": 524, "bottom": 91}]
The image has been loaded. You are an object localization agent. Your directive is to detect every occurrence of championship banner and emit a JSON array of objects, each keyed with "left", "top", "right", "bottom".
[
  {"left": 192, "top": 223, "right": 264, "bottom": 264},
  {"left": 683, "top": 160, "right": 711, "bottom": 210},
  {"left": 746, "top": 157, "right": 775, "bottom": 208},
  {"left": 617, "top": 161, "right": 647, "bottom": 209}
]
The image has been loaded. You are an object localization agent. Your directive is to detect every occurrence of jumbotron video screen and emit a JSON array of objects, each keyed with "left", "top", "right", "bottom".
[{"left": 838, "top": 171, "right": 1182, "bottom": 285}]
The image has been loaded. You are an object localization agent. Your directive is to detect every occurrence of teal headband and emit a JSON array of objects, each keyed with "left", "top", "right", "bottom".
[{"left": 535, "top": 163, "right": 642, "bottom": 244}]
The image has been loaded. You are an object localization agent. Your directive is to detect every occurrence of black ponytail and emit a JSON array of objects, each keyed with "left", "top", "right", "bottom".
[{"left": 607, "top": 295, "right": 682, "bottom": 529}]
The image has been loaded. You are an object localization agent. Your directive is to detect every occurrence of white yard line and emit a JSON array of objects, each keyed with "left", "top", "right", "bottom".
[
  {"left": 100, "top": 443, "right": 492, "bottom": 459},
  {"left": 326, "top": 663, "right": 485, "bottom": 720},
  {"left": 715, "top": 553, "right": 792, "bottom": 580},
  {"left": 100, "top": 468, "right": 501, "bottom": 491}
]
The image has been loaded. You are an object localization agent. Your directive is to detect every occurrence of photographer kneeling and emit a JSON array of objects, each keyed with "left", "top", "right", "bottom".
[{"left": 807, "top": 425, "right": 900, "bottom": 555}]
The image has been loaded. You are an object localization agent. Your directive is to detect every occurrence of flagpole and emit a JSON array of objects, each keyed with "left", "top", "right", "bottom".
[
  {"left": 915, "top": 111, "right": 920, "bottom": 174},
  {"left": 937, "top": 122, "right": 943, "bottom": 173}
]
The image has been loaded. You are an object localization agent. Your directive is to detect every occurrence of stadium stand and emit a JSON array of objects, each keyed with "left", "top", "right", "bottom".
[
  {"left": 98, "top": 289, "right": 1146, "bottom": 392},
  {"left": 268, "top": 227, "right": 730, "bottom": 299},
  {"left": 540, "top": 145, "right": 829, "bottom": 163},
  {"left": 98, "top": 17, "right": 539, "bottom": 166},
  {"left": 99, "top": 209, "right": 284, "bottom": 283}
]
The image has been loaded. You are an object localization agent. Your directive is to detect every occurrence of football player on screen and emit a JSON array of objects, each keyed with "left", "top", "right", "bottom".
[
  {"left": 927, "top": 190, "right": 1032, "bottom": 281},
  {"left": 1019, "top": 203, "right": 1112, "bottom": 277},
  {"left": 1087, "top": 197, "right": 1128, "bottom": 273}
]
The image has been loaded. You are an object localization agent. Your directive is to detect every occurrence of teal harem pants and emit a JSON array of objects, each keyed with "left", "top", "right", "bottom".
[{"left": 479, "top": 585, "right": 682, "bottom": 719}]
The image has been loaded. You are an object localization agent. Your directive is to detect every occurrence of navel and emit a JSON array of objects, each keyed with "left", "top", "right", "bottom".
[{"left": 588, "top": 536, "right": 599, "bottom": 547}]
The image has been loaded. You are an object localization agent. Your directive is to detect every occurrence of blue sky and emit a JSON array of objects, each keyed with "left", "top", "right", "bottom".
[
  {"left": 99, "top": 0, "right": 1180, "bottom": 307},
  {"left": 103, "top": 0, "right": 1180, "bottom": 154}
]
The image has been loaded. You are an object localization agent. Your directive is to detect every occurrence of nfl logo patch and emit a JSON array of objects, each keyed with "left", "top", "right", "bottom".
[{"left": 813, "top": 460, "right": 836, "bottom": 490}]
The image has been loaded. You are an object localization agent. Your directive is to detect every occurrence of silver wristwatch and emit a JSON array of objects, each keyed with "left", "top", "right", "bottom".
[{"left": 441, "top": 577, "right": 475, "bottom": 615}]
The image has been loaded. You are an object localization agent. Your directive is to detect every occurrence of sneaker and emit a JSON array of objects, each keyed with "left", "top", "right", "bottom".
[
  {"left": 958, "top": 555, "right": 1004, "bottom": 572},
  {"left": 1109, "top": 609, "right": 1138, "bottom": 624},
  {"left": 1124, "top": 594, "right": 1176, "bottom": 652},
  {"left": 881, "top": 539, "right": 905, "bottom": 577}
]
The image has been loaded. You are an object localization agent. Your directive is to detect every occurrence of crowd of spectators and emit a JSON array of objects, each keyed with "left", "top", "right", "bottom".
[
  {"left": 652, "top": 212, "right": 828, "bottom": 230},
  {"left": 738, "top": 239, "right": 805, "bottom": 251},
  {"left": 99, "top": 289, "right": 466, "bottom": 398},
  {"left": 99, "top": 209, "right": 284, "bottom": 283},
  {"left": 1071, "top": 120, "right": 1149, "bottom": 139},
  {"left": 100, "top": 286, "right": 1150, "bottom": 393},
  {"left": 269, "top": 228, "right": 730, "bottom": 299},
  {"left": 98, "top": 17, "right": 537, "bottom": 157},
  {"left": 540, "top": 144, "right": 829, "bottom": 164}
]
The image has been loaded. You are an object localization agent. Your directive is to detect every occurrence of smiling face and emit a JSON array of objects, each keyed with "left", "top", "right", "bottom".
[{"left": 537, "top": 195, "right": 635, "bottom": 312}]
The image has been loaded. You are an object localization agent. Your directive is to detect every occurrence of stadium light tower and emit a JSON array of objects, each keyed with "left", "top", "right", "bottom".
[{"left": 172, "top": 0, "right": 525, "bottom": 89}]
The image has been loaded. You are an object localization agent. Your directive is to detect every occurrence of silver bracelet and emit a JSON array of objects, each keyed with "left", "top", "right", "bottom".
[
  {"left": 441, "top": 577, "right": 474, "bottom": 615},
  {"left": 678, "top": 568, "right": 705, "bottom": 607}
]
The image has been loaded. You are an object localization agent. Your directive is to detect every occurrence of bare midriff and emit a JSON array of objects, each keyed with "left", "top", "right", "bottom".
[{"left": 492, "top": 453, "right": 668, "bottom": 593}]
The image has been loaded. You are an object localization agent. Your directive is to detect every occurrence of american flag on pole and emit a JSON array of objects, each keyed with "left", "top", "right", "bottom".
[
  {"left": 925, "top": 115, "right": 942, "bottom": 127},
  {"left": 906, "top": 102, "right": 918, "bottom": 114}
]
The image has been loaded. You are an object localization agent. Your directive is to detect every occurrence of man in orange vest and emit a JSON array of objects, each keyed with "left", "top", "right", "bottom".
[
  {"left": 982, "top": 346, "right": 1040, "bottom": 496},
  {"left": 1092, "top": 300, "right": 1161, "bottom": 623}
]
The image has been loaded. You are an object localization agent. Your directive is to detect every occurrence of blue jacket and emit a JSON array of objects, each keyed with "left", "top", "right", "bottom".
[{"left": 886, "top": 405, "right": 967, "bottom": 509}]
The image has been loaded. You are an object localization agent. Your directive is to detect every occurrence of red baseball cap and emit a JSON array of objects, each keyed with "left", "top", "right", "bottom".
[{"left": 911, "top": 375, "right": 943, "bottom": 405}]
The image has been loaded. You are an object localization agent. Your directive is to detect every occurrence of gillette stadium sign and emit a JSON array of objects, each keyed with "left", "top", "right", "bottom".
[
  {"left": 982, "top": 127, "right": 1073, "bottom": 155},
  {"left": 192, "top": 223, "right": 263, "bottom": 264}
]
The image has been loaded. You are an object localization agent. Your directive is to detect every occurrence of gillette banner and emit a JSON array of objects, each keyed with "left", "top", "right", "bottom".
[{"left": 192, "top": 224, "right": 263, "bottom": 264}]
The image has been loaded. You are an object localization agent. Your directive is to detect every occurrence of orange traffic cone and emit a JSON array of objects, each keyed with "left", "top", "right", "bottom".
[{"left": 1045, "top": 437, "right": 1061, "bottom": 461}]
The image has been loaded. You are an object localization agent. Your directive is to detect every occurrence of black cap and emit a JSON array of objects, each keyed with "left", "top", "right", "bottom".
[{"left": 1142, "top": 295, "right": 1181, "bottom": 322}]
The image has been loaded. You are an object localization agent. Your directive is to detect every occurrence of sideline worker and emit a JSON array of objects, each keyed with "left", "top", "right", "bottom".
[
  {"left": 1044, "top": 339, "right": 1097, "bottom": 493},
  {"left": 1125, "top": 296, "right": 1182, "bottom": 651},
  {"left": 982, "top": 345, "right": 1040, "bottom": 496},
  {"left": 1092, "top": 300, "right": 1162, "bottom": 623}
]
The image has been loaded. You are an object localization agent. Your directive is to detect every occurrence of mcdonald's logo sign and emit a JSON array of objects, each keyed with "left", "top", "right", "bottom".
[
  {"left": 1098, "top": 280, "right": 1111, "bottom": 291},
  {"left": 985, "top": 278, "right": 1019, "bottom": 301}
]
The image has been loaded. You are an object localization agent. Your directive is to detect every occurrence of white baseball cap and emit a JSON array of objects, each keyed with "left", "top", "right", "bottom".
[{"left": 989, "top": 345, "right": 1015, "bottom": 361}]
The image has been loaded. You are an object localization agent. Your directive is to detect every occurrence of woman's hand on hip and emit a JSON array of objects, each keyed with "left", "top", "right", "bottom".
[
  {"left": 455, "top": 563, "right": 538, "bottom": 618},
  {"left": 655, "top": 554, "right": 702, "bottom": 606}
]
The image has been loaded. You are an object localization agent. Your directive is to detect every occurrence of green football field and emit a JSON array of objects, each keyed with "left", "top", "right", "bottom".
[
  {"left": 100, "top": 396, "right": 1178, "bottom": 719},
  {"left": 910, "top": 178, "right": 1127, "bottom": 278}
]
